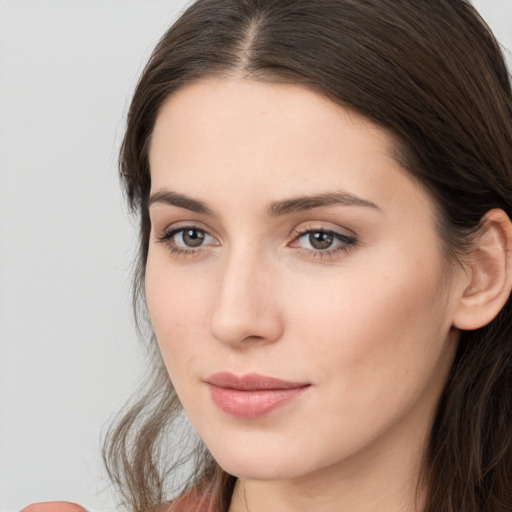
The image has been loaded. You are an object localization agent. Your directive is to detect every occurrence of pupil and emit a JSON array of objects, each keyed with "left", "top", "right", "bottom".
[
  {"left": 310, "top": 231, "right": 333, "bottom": 250},
  {"left": 183, "top": 229, "right": 205, "bottom": 247}
]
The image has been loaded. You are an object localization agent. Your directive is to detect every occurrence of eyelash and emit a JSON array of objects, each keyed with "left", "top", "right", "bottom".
[{"left": 156, "top": 225, "right": 357, "bottom": 260}]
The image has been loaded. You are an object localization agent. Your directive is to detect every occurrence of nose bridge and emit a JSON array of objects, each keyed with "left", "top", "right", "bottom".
[{"left": 209, "top": 243, "right": 282, "bottom": 346}]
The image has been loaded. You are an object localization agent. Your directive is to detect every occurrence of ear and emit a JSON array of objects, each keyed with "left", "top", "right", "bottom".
[{"left": 453, "top": 209, "right": 512, "bottom": 330}]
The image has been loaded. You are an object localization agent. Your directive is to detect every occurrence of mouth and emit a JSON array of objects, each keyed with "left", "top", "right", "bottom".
[{"left": 204, "top": 372, "right": 310, "bottom": 419}]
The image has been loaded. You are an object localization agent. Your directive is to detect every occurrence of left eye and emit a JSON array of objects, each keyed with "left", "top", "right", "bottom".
[{"left": 295, "top": 230, "right": 352, "bottom": 251}]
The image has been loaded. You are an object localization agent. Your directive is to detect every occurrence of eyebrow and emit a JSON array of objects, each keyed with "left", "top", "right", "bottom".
[
  {"left": 147, "top": 189, "right": 379, "bottom": 216},
  {"left": 147, "top": 190, "right": 213, "bottom": 215},
  {"left": 268, "top": 191, "right": 379, "bottom": 216}
]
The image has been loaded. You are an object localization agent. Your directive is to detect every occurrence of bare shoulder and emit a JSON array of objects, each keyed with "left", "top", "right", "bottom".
[{"left": 21, "top": 502, "right": 87, "bottom": 512}]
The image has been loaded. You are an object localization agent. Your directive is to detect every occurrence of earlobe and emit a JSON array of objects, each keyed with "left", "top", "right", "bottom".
[{"left": 453, "top": 209, "right": 512, "bottom": 331}]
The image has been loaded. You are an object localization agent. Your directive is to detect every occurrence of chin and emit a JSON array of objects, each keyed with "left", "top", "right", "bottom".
[
  {"left": 207, "top": 440, "right": 321, "bottom": 482},
  {"left": 218, "top": 459, "right": 306, "bottom": 481}
]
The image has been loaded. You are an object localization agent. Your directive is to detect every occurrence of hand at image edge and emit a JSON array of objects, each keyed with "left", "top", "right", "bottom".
[{"left": 21, "top": 502, "right": 87, "bottom": 512}]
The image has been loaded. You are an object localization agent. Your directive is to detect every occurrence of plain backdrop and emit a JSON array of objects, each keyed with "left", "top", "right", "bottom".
[{"left": 0, "top": 1, "right": 511, "bottom": 511}]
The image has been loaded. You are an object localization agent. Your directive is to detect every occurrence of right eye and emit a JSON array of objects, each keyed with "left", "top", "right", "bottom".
[
  {"left": 157, "top": 226, "right": 217, "bottom": 255},
  {"left": 174, "top": 228, "right": 209, "bottom": 247}
]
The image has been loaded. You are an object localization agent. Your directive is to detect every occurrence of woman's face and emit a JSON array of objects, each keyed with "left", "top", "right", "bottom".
[{"left": 146, "top": 78, "right": 465, "bottom": 483}]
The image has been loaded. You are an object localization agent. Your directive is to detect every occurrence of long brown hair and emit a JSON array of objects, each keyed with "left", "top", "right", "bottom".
[{"left": 103, "top": 1, "right": 512, "bottom": 510}]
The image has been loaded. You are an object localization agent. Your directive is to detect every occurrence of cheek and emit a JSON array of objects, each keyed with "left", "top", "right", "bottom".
[
  {"left": 285, "top": 252, "right": 451, "bottom": 400},
  {"left": 265, "top": 259, "right": 454, "bottom": 466},
  {"left": 145, "top": 252, "right": 213, "bottom": 380}
]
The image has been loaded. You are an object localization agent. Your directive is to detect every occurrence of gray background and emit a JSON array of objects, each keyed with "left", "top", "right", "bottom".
[{"left": 1, "top": 1, "right": 511, "bottom": 511}]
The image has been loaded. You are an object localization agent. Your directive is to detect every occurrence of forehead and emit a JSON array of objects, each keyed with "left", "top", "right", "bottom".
[
  {"left": 149, "top": 78, "right": 399, "bottom": 192},
  {"left": 147, "top": 78, "right": 440, "bottom": 240},
  {"left": 150, "top": 77, "right": 393, "bottom": 151}
]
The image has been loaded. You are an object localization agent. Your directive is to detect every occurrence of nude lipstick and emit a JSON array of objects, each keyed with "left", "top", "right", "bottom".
[{"left": 205, "top": 372, "right": 310, "bottom": 419}]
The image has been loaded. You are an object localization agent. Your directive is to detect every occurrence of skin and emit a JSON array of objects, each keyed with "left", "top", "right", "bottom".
[
  {"left": 146, "top": 78, "right": 470, "bottom": 512},
  {"left": 21, "top": 503, "right": 87, "bottom": 512}
]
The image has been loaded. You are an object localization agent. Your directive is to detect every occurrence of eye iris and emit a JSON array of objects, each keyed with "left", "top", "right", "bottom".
[
  {"left": 182, "top": 229, "right": 205, "bottom": 247},
  {"left": 309, "top": 231, "right": 334, "bottom": 250}
]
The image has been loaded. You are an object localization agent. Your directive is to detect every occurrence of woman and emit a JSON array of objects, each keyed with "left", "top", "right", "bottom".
[{"left": 24, "top": 0, "right": 512, "bottom": 511}]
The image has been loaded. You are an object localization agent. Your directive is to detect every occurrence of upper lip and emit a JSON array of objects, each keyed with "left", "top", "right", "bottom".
[{"left": 205, "top": 372, "right": 310, "bottom": 391}]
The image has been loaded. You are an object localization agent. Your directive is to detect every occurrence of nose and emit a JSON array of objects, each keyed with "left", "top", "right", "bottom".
[{"left": 209, "top": 249, "right": 284, "bottom": 347}]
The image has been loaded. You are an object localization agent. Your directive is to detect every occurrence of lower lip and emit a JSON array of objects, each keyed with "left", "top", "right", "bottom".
[{"left": 208, "top": 385, "right": 308, "bottom": 419}]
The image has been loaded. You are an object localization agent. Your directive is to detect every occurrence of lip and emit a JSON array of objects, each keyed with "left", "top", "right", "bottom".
[{"left": 205, "top": 372, "right": 310, "bottom": 419}]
